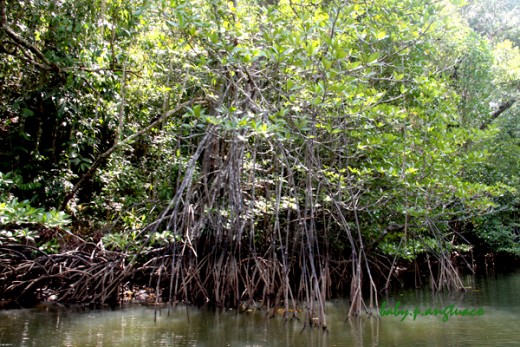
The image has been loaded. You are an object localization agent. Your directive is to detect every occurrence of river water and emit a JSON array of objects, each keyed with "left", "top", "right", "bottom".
[{"left": 1, "top": 271, "right": 519, "bottom": 347}]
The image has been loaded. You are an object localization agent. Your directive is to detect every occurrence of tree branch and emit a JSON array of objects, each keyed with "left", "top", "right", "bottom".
[
  {"left": 480, "top": 99, "right": 517, "bottom": 130},
  {"left": 1, "top": 26, "right": 55, "bottom": 69},
  {"left": 0, "top": 0, "right": 6, "bottom": 27},
  {"left": 60, "top": 97, "right": 208, "bottom": 211},
  {"left": 0, "top": 0, "right": 59, "bottom": 72}
]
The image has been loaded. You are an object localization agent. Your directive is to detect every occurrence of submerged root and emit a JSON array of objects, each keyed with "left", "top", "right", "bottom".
[
  {"left": 0, "top": 236, "right": 471, "bottom": 330},
  {"left": 0, "top": 243, "right": 128, "bottom": 307}
]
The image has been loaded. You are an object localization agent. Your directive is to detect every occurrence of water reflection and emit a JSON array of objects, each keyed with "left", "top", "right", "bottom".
[{"left": 1, "top": 272, "right": 519, "bottom": 347}]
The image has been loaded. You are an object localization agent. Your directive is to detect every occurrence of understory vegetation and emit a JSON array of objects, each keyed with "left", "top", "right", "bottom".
[{"left": 0, "top": 0, "right": 518, "bottom": 328}]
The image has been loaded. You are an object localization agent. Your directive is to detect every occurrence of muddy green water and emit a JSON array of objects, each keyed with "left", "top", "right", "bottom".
[{"left": 1, "top": 272, "right": 520, "bottom": 347}]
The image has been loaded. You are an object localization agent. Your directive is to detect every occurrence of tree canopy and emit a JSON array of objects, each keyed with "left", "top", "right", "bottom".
[{"left": 1, "top": 0, "right": 519, "bottom": 326}]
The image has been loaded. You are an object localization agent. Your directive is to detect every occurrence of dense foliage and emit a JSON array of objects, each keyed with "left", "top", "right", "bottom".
[{"left": 1, "top": 0, "right": 518, "bottom": 325}]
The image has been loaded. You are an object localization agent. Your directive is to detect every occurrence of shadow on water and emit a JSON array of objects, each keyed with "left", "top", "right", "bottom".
[{"left": 1, "top": 271, "right": 520, "bottom": 347}]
